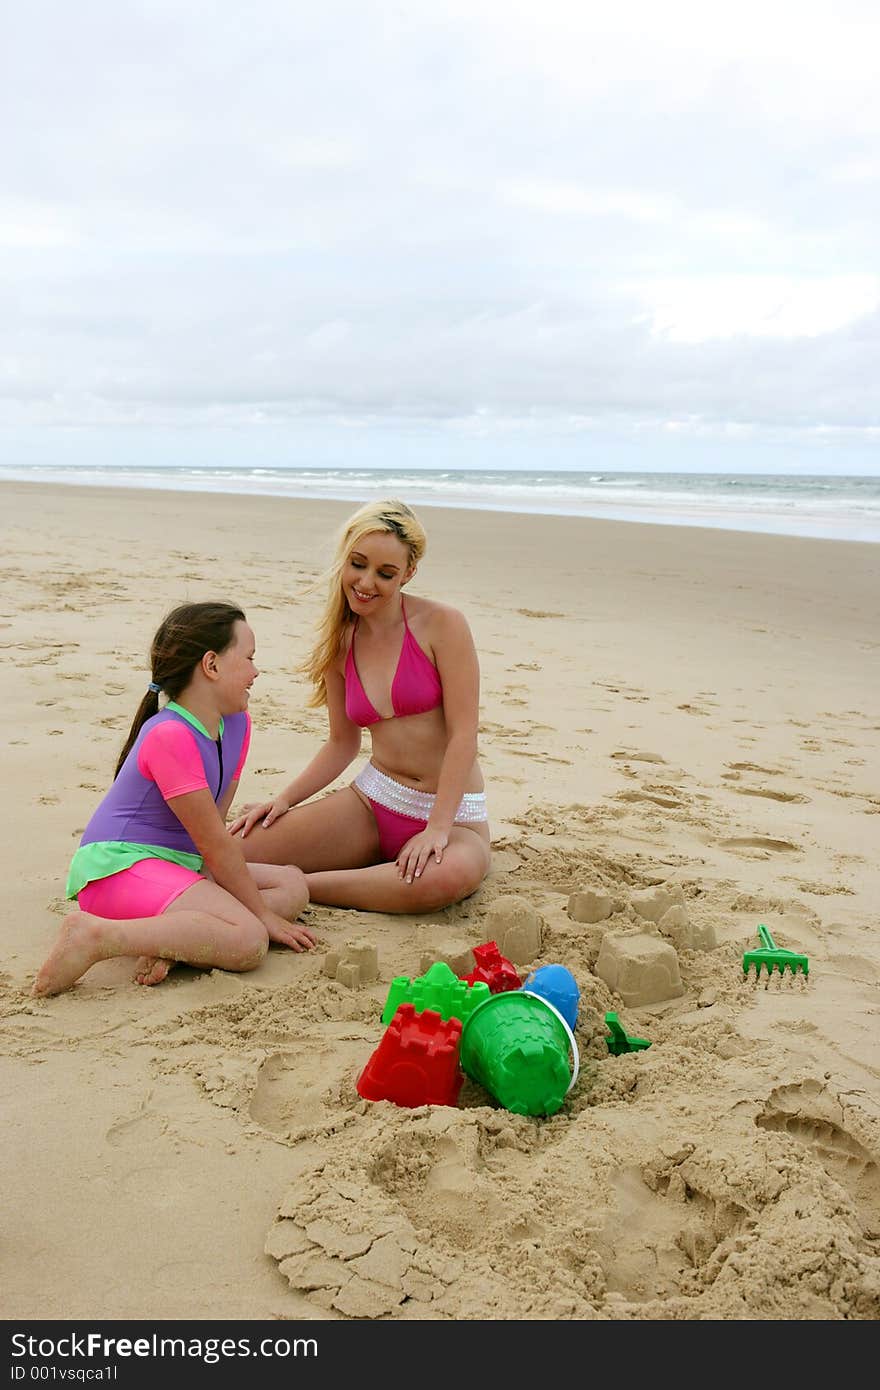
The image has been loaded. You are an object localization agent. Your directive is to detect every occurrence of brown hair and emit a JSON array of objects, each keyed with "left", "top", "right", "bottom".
[{"left": 114, "top": 601, "right": 246, "bottom": 778}]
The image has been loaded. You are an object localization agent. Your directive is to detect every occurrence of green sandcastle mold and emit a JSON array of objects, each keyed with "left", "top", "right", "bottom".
[{"left": 381, "top": 960, "right": 491, "bottom": 1026}]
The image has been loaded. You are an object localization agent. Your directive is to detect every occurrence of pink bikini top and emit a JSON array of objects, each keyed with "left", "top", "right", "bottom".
[{"left": 344, "top": 599, "right": 443, "bottom": 727}]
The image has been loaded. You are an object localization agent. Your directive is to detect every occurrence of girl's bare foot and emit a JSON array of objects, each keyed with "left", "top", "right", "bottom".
[
  {"left": 132, "top": 956, "right": 179, "bottom": 986},
  {"left": 31, "top": 912, "right": 106, "bottom": 997}
]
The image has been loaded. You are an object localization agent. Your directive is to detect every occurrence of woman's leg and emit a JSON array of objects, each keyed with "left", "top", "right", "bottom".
[
  {"left": 32, "top": 878, "right": 277, "bottom": 998},
  {"left": 305, "top": 824, "right": 491, "bottom": 913},
  {"left": 238, "top": 786, "right": 380, "bottom": 872}
]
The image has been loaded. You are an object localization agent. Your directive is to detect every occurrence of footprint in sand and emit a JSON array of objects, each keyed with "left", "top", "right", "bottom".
[
  {"left": 726, "top": 762, "right": 784, "bottom": 776},
  {"left": 733, "top": 788, "right": 810, "bottom": 804},
  {"left": 598, "top": 1165, "right": 726, "bottom": 1297},
  {"left": 249, "top": 1049, "right": 364, "bottom": 1139},
  {"left": 105, "top": 1108, "right": 158, "bottom": 1148},
  {"left": 611, "top": 751, "right": 667, "bottom": 764},
  {"left": 508, "top": 748, "right": 573, "bottom": 765},
  {"left": 720, "top": 836, "right": 800, "bottom": 854},
  {"left": 797, "top": 881, "right": 855, "bottom": 898},
  {"left": 825, "top": 951, "right": 878, "bottom": 982},
  {"left": 616, "top": 789, "right": 687, "bottom": 810},
  {"left": 756, "top": 1081, "right": 880, "bottom": 1237}
]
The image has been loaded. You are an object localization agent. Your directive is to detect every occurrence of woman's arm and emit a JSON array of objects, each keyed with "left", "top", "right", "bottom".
[
  {"left": 397, "top": 607, "right": 480, "bottom": 882},
  {"left": 230, "top": 665, "right": 363, "bottom": 836}
]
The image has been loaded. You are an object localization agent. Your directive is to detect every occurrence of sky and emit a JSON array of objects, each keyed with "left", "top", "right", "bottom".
[{"left": 2, "top": 0, "right": 880, "bottom": 475}]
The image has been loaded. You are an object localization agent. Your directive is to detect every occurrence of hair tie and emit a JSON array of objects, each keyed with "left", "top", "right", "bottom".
[{"left": 148, "top": 681, "right": 162, "bottom": 694}]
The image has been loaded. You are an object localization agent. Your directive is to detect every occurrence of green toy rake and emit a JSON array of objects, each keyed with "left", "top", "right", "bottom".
[{"left": 742, "top": 923, "right": 809, "bottom": 980}]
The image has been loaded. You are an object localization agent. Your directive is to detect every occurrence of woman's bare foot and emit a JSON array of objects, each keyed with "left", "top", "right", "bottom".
[
  {"left": 132, "top": 956, "right": 179, "bottom": 986},
  {"left": 31, "top": 912, "right": 106, "bottom": 997}
]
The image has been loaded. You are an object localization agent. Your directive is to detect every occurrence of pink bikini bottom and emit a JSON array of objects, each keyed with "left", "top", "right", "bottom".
[
  {"left": 366, "top": 801, "right": 431, "bottom": 861},
  {"left": 354, "top": 763, "right": 488, "bottom": 862},
  {"left": 78, "top": 858, "right": 203, "bottom": 919}
]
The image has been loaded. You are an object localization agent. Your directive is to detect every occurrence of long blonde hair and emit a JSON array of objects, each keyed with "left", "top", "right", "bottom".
[{"left": 302, "top": 499, "right": 427, "bottom": 707}]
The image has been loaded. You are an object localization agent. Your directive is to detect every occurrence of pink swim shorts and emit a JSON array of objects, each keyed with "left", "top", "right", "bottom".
[{"left": 77, "top": 858, "right": 203, "bottom": 919}]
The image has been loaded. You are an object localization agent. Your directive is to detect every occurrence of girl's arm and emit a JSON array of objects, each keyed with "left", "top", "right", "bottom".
[
  {"left": 168, "top": 787, "right": 312, "bottom": 946},
  {"left": 217, "top": 777, "right": 240, "bottom": 824},
  {"left": 397, "top": 607, "right": 480, "bottom": 882},
  {"left": 230, "top": 664, "right": 363, "bottom": 836}
]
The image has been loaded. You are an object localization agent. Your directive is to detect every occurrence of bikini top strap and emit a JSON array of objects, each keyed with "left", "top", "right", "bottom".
[{"left": 401, "top": 595, "right": 410, "bottom": 630}]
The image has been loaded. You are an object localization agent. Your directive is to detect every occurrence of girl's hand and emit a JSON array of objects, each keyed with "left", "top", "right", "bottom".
[
  {"left": 397, "top": 828, "right": 449, "bottom": 884},
  {"left": 228, "top": 797, "right": 290, "bottom": 837},
  {"left": 264, "top": 911, "right": 316, "bottom": 953}
]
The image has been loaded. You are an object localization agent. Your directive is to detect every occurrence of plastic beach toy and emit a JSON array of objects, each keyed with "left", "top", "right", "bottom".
[
  {"left": 604, "top": 1011, "right": 652, "bottom": 1056},
  {"left": 357, "top": 1004, "right": 464, "bottom": 1108},
  {"left": 461, "top": 941, "right": 522, "bottom": 994},
  {"left": 522, "top": 963, "right": 580, "bottom": 1029},
  {"left": 742, "top": 923, "right": 809, "bottom": 979},
  {"left": 381, "top": 959, "right": 490, "bottom": 1026},
  {"left": 459, "top": 989, "right": 579, "bottom": 1117}
]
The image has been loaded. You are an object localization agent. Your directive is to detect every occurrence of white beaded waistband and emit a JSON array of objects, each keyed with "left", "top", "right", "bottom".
[{"left": 354, "top": 762, "right": 488, "bottom": 823}]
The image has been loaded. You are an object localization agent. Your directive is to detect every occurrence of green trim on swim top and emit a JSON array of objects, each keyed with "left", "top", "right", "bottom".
[
  {"left": 67, "top": 704, "right": 224, "bottom": 897},
  {"left": 66, "top": 842, "right": 203, "bottom": 899},
  {"left": 165, "top": 700, "right": 224, "bottom": 741}
]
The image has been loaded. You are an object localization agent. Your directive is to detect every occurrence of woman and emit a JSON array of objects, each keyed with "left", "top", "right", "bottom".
[{"left": 231, "top": 499, "right": 491, "bottom": 912}]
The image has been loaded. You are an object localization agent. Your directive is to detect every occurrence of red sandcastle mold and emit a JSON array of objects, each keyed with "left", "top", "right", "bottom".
[
  {"left": 461, "top": 941, "right": 522, "bottom": 994},
  {"left": 356, "top": 1003, "right": 464, "bottom": 1108}
]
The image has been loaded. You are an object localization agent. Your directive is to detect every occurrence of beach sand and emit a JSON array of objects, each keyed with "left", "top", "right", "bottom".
[{"left": 2, "top": 479, "right": 879, "bottom": 1321}]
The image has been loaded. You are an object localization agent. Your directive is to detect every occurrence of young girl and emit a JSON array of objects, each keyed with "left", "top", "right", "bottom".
[
  {"left": 230, "top": 499, "right": 491, "bottom": 912},
  {"left": 32, "top": 601, "right": 313, "bottom": 998}
]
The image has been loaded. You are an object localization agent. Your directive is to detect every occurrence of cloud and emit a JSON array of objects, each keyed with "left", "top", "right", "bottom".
[{"left": 1, "top": 1, "right": 879, "bottom": 468}]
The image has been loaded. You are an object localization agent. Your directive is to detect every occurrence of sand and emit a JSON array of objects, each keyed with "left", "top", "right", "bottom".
[{"left": 1, "top": 479, "right": 879, "bottom": 1322}]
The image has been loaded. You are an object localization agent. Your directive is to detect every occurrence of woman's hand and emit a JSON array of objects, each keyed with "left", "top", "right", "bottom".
[
  {"left": 263, "top": 911, "right": 317, "bottom": 953},
  {"left": 396, "top": 827, "right": 450, "bottom": 884},
  {"left": 228, "top": 796, "right": 290, "bottom": 837}
]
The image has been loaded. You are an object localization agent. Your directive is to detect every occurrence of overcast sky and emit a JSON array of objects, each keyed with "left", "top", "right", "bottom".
[{"left": 3, "top": 1, "right": 880, "bottom": 474}]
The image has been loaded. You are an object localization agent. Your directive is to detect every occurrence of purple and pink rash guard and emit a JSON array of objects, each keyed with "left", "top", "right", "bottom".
[{"left": 66, "top": 702, "right": 250, "bottom": 899}]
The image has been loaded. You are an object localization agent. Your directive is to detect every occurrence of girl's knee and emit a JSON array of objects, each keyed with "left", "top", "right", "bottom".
[{"left": 231, "top": 926, "right": 269, "bottom": 971}]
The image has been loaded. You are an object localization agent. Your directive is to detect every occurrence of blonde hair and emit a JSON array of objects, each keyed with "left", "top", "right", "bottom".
[{"left": 302, "top": 499, "right": 427, "bottom": 707}]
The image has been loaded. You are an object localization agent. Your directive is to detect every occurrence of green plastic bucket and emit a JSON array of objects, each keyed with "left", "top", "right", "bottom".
[{"left": 459, "top": 989, "right": 579, "bottom": 1116}]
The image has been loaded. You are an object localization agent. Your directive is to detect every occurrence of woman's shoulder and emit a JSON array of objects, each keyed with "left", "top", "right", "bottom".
[
  {"left": 406, "top": 595, "right": 472, "bottom": 645},
  {"left": 329, "top": 621, "right": 356, "bottom": 674}
]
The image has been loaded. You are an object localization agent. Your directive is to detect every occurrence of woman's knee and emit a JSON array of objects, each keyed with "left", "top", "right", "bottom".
[
  {"left": 415, "top": 851, "right": 488, "bottom": 909},
  {"left": 449, "top": 839, "right": 490, "bottom": 899},
  {"left": 277, "top": 864, "right": 309, "bottom": 917}
]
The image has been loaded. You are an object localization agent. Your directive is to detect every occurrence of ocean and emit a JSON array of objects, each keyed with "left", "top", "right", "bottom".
[{"left": 2, "top": 464, "right": 879, "bottom": 544}]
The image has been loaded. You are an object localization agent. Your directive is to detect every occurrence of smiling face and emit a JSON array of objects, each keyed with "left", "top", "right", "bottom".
[
  {"left": 343, "top": 530, "right": 414, "bottom": 615},
  {"left": 213, "top": 619, "right": 259, "bottom": 713}
]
